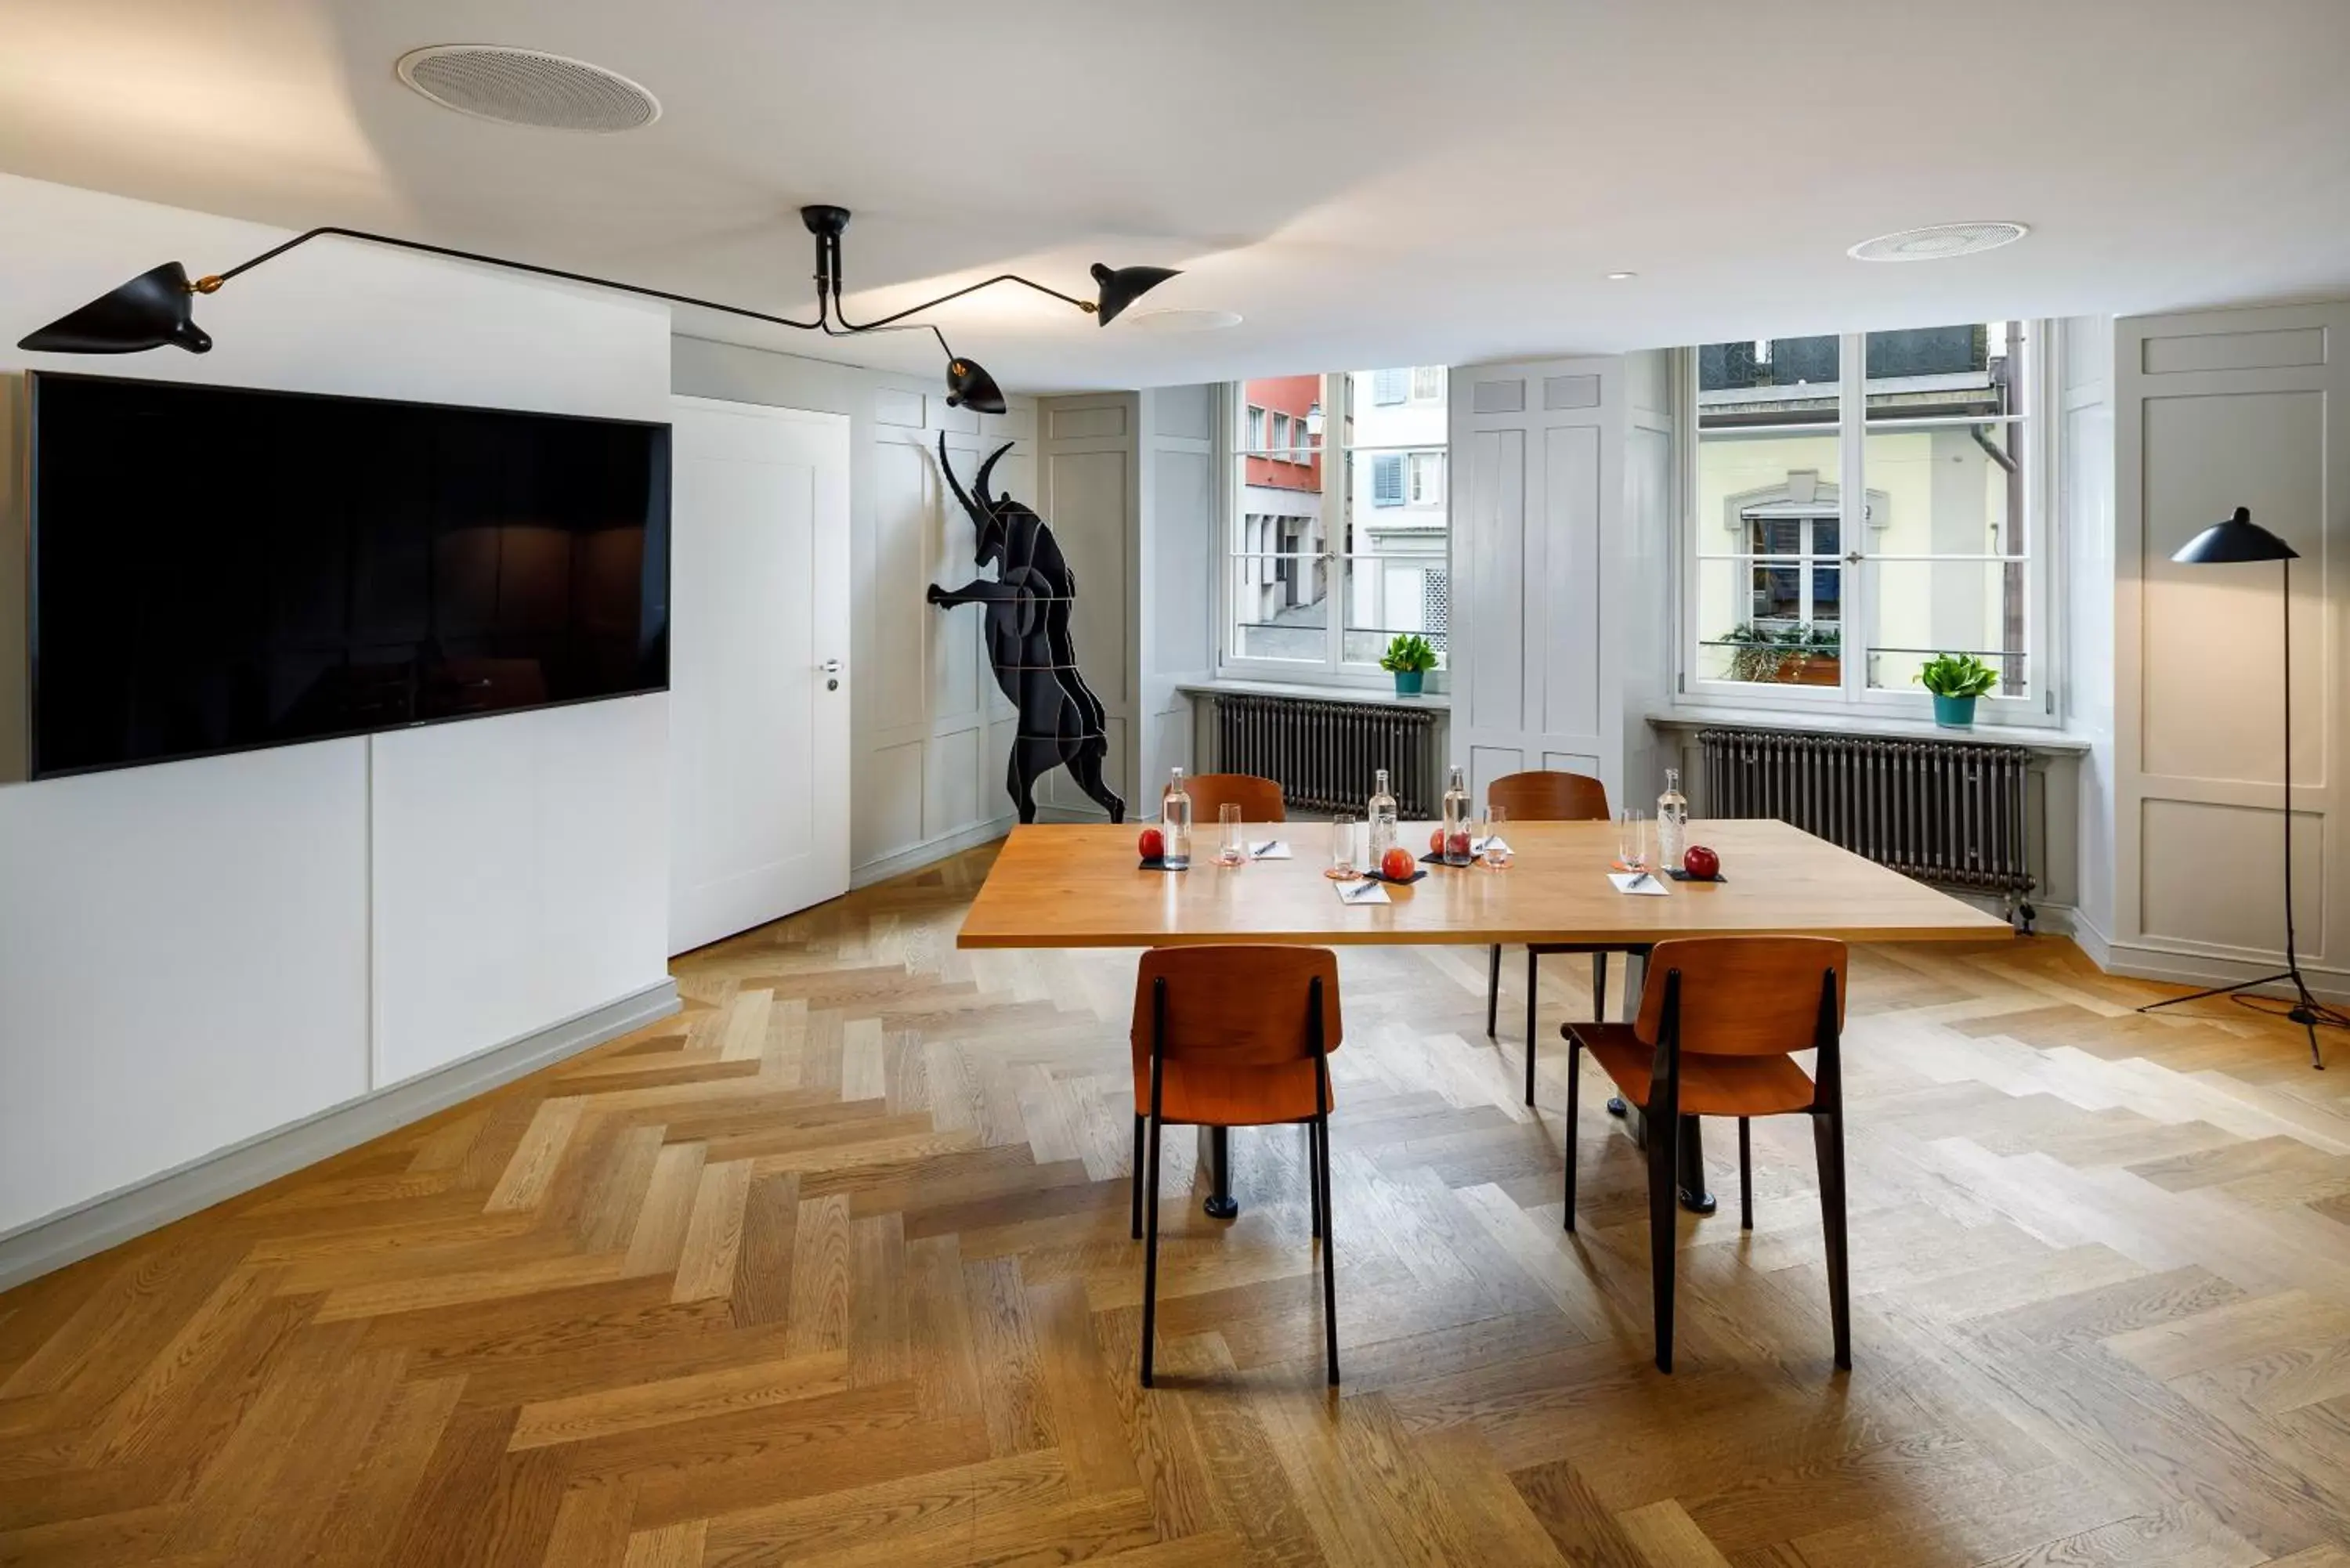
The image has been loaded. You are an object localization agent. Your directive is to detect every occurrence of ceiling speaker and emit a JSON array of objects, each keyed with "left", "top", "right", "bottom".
[
  {"left": 1847, "top": 222, "right": 2028, "bottom": 262},
  {"left": 396, "top": 45, "right": 660, "bottom": 133}
]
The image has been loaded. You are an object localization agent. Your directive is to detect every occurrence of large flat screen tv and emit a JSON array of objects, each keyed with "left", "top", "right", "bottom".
[{"left": 24, "top": 371, "right": 670, "bottom": 779}]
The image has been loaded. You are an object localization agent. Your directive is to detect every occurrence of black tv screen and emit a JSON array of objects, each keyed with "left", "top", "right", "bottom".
[{"left": 26, "top": 372, "right": 670, "bottom": 778}]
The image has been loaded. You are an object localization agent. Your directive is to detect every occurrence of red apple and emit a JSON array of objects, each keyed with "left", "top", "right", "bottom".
[
  {"left": 1445, "top": 831, "right": 1473, "bottom": 860},
  {"left": 1683, "top": 844, "right": 1719, "bottom": 880},
  {"left": 1139, "top": 827, "right": 1166, "bottom": 862},
  {"left": 1429, "top": 828, "right": 1445, "bottom": 854},
  {"left": 1380, "top": 846, "right": 1415, "bottom": 882}
]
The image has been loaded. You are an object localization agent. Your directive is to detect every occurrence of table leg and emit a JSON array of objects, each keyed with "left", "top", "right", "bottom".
[
  {"left": 1606, "top": 948, "right": 1649, "bottom": 1121},
  {"left": 1198, "top": 1125, "right": 1238, "bottom": 1219}
]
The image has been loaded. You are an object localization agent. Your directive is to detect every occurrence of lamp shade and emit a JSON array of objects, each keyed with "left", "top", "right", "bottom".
[
  {"left": 944, "top": 356, "right": 1006, "bottom": 415},
  {"left": 17, "top": 262, "right": 212, "bottom": 354},
  {"left": 1090, "top": 262, "right": 1180, "bottom": 327},
  {"left": 2172, "top": 506, "right": 2297, "bottom": 565}
]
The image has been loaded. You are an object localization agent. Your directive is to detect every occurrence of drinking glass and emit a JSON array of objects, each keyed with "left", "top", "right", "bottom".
[
  {"left": 1616, "top": 808, "right": 1649, "bottom": 876},
  {"left": 1325, "top": 814, "right": 1360, "bottom": 880},
  {"left": 1216, "top": 803, "right": 1246, "bottom": 866},
  {"left": 1478, "top": 804, "right": 1511, "bottom": 869}
]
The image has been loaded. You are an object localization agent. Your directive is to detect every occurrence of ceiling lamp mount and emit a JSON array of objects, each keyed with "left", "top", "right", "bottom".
[{"left": 16, "top": 204, "right": 1181, "bottom": 416}]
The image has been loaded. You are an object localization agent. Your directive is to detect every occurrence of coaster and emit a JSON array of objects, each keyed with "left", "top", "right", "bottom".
[
  {"left": 1665, "top": 868, "right": 1727, "bottom": 883},
  {"left": 1365, "top": 867, "right": 1429, "bottom": 885},
  {"left": 1418, "top": 851, "right": 1474, "bottom": 868},
  {"left": 1136, "top": 858, "right": 1186, "bottom": 873}
]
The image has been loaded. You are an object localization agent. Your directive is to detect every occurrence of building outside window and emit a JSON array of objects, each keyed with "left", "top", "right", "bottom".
[
  {"left": 1271, "top": 410, "right": 1292, "bottom": 464},
  {"left": 1684, "top": 321, "right": 2046, "bottom": 720},
  {"left": 1226, "top": 369, "right": 1450, "bottom": 677}
]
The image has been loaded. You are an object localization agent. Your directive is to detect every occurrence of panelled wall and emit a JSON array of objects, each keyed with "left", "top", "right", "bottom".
[
  {"left": 2110, "top": 302, "right": 2349, "bottom": 992},
  {"left": 670, "top": 338, "right": 1038, "bottom": 880},
  {"left": 1448, "top": 353, "right": 1635, "bottom": 806},
  {"left": 2061, "top": 316, "right": 2119, "bottom": 947},
  {"left": 1137, "top": 385, "right": 1217, "bottom": 797},
  {"left": 0, "top": 172, "right": 676, "bottom": 1248},
  {"left": 1031, "top": 392, "right": 1141, "bottom": 821}
]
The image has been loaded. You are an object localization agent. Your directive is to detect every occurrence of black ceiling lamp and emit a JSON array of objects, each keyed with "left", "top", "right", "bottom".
[
  {"left": 2136, "top": 506, "right": 2342, "bottom": 1068},
  {"left": 17, "top": 207, "right": 1181, "bottom": 414}
]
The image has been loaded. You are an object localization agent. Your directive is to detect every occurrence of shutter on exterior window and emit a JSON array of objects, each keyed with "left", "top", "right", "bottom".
[
  {"left": 1372, "top": 454, "right": 1404, "bottom": 506},
  {"left": 1373, "top": 369, "right": 1407, "bottom": 405}
]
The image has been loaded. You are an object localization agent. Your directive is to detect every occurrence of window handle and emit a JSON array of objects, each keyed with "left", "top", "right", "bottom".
[{"left": 1843, "top": 551, "right": 1865, "bottom": 564}]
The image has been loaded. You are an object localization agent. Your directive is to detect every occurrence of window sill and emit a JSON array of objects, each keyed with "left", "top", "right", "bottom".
[
  {"left": 1648, "top": 704, "right": 2089, "bottom": 753},
  {"left": 1177, "top": 677, "right": 1452, "bottom": 712}
]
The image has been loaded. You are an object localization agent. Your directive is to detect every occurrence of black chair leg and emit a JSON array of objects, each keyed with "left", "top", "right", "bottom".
[
  {"left": 1647, "top": 1104, "right": 1678, "bottom": 1373},
  {"left": 1590, "top": 952, "right": 1609, "bottom": 1023},
  {"left": 1524, "top": 950, "right": 1540, "bottom": 1106},
  {"left": 1563, "top": 1037, "right": 1581, "bottom": 1231},
  {"left": 1307, "top": 1120, "right": 1323, "bottom": 1239},
  {"left": 1814, "top": 1109, "right": 1852, "bottom": 1371},
  {"left": 1131, "top": 1113, "right": 1145, "bottom": 1241},
  {"left": 1738, "top": 1117, "right": 1753, "bottom": 1231},
  {"left": 1486, "top": 945, "right": 1501, "bottom": 1039},
  {"left": 1141, "top": 1112, "right": 1165, "bottom": 1386},
  {"left": 1317, "top": 1110, "right": 1340, "bottom": 1386}
]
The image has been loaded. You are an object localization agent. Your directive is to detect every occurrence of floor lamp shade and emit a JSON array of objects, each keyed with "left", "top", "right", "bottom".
[
  {"left": 2173, "top": 506, "right": 2297, "bottom": 564},
  {"left": 18, "top": 262, "right": 213, "bottom": 354}
]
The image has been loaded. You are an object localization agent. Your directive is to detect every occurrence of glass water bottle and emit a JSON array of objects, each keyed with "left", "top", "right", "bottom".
[
  {"left": 1159, "top": 768, "right": 1194, "bottom": 869},
  {"left": 1366, "top": 768, "right": 1398, "bottom": 860},
  {"left": 1657, "top": 767, "right": 1689, "bottom": 871},
  {"left": 1441, "top": 764, "right": 1473, "bottom": 865}
]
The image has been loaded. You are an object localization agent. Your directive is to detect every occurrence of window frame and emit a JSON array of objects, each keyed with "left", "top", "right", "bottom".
[
  {"left": 1672, "top": 323, "right": 2059, "bottom": 728},
  {"left": 1216, "top": 375, "right": 1452, "bottom": 691}
]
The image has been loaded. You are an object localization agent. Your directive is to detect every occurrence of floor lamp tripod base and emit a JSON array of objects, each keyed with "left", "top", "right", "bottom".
[{"left": 2138, "top": 970, "right": 2331, "bottom": 1070}]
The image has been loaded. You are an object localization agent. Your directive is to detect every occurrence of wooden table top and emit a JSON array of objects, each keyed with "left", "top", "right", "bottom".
[{"left": 955, "top": 818, "right": 2014, "bottom": 949}]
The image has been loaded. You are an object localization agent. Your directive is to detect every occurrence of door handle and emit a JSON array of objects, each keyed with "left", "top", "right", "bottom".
[{"left": 819, "top": 659, "right": 844, "bottom": 674}]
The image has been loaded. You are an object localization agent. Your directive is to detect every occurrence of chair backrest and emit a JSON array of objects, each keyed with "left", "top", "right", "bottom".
[
  {"left": 1634, "top": 937, "right": 1846, "bottom": 1057},
  {"left": 1181, "top": 772, "right": 1286, "bottom": 823},
  {"left": 1487, "top": 769, "right": 1610, "bottom": 822},
  {"left": 1130, "top": 946, "right": 1342, "bottom": 1069}
]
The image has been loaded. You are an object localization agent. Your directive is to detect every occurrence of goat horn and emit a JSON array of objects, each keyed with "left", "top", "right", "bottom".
[
  {"left": 973, "top": 441, "right": 1014, "bottom": 512},
  {"left": 938, "top": 432, "right": 983, "bottom": 525}
]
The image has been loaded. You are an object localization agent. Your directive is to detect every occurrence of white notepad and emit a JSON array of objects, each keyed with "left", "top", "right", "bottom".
[
  {"left": 1247, "top": 840, "right": 1293, "bottom": 859},
  {"left": 1609, "top": 871, "right": 1671, "bottom": 896},
  {"left": 1335, "top": 878, "right": 1391, "bottom": 905},
  {"left": 1472, "top": 835, "right": 1512, "bottom": 854}
]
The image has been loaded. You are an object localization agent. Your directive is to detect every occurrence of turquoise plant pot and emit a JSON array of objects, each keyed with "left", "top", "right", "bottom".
[
  {"left": 1932, "top": 692, "right": 1977, "bottom": 729},
  {"left": 1393, "top": 669, "right": 1425, "bottom": 696}
]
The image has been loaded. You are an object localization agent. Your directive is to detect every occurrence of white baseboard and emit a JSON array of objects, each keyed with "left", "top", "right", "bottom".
[
  {"left": 851, "top": 816, "right": 1015, "bottom": 889},
  {"left": 0, "top": 978, "right": 682, "bottom": 1292},
  {"left": 2095, "top": 939, "right": 2350, "bottom": 1005}
]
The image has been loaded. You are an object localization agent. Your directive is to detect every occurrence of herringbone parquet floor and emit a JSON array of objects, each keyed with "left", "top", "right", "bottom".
[{"left": 5, "top": 842, "right": 2350, "bottom": 1566}]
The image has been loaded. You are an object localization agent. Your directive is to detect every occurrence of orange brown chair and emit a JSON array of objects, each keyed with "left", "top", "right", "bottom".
[
  {"left": 1483, "top": 769, "right": 1612, "bottom": 1106},
  {"left": 1130, "top": 945, "right": 1340, "bottom": 1387},
  {"left": 1180, "top": 771, "right": 1286, "bottom": 824},
  {"left": 1561, "top": 937, "right": 1850, "bottom": 1374}
]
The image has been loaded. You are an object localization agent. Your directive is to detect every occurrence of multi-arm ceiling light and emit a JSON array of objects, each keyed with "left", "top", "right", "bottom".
[{"left": 15, "top": 204, "right": 1180, "bottom": 414}]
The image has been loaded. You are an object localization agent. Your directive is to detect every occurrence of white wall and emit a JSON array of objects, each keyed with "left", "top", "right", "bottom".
[
  {"left": 1448, "top": 355, "right": 1629, "bottom": 807},
  {"left": 1033, "top": 392, "right": 1141, "bottom": 821},
  {"left": 668, "top": 338, "right": 1038, "bottom": 880},
  {"left": 0, "top": 172, "right": 674, "bottom": 1237},
  {"left": 2111, "top": 300, "right": 2349, "bottom": 994},
  {"left": 1137, "top": 385, "right": 1217, "bottom": 800},
  {"left": 2061, "top": 315, "right": 2118, "bottom": 948},
  {"left": 1621, "top": 349, "right": 1678, "bottom": 805}
]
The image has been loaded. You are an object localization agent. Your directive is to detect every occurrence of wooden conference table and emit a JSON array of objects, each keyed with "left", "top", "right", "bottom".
[{"left": 958, "top": 818, "right": 2009, "bottom": 1214}]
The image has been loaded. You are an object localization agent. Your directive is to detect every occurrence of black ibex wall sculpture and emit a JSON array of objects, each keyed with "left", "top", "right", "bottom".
[{"left": 927, "top": 435, "right": 1126, "bottom": 825}]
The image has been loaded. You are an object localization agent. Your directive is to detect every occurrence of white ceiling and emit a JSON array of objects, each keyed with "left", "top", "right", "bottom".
[{"left": 5, "top": 0, "right": 2348, "bottom": 393}]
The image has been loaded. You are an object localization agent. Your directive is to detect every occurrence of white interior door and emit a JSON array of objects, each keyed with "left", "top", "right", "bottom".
[{"left": 667, "top": 396, "right": 851, "bottom": 954}]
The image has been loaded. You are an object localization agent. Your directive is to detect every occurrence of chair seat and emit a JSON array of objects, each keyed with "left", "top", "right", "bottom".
[
  {"left": 1132, "top": 1058, "right": 1332, "bottom": 1127},
  {"left": 1567, "top": 1023, "right": 1817, "bottom": 1117}
]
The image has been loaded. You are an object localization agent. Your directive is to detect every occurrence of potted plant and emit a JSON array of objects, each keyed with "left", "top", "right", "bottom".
[
  {"left": 1380, "top": 633, "right": 1438, "bottom": 695},
  {"left": 1916, "top": 652, "right": 1998, "bottom": 728}
]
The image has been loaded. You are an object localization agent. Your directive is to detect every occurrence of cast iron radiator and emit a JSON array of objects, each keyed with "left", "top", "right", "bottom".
[
  {"left": 1697, "top": 728, "right": 2036, "bottom": 909},
  {"left": 1207, "top": 692, "right": 1441, "bottom": 818}
]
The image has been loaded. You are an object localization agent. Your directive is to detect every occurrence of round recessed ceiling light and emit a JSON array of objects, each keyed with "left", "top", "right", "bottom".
[
  {"left": 1120, "top": 307, "right": 1243, "bottom": 332},
  {"left": 1604, "top": 271, "right": 1637, "bottom": 280},
  {"left": 396, "top": 45, "right": 660, "bottom": 132},
  {"left": 1847, "top": 222, "right": 2028, "bottom": 262}
]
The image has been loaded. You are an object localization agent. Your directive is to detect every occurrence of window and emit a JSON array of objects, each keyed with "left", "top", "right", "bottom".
[
  {"left": 1408, "top": 450, "right": 1444, "bottom": 504},
  {"left": 1224, "top": 370, "right": 1450, "bottom": 678},
  {"left": 1412, "top": 366, "right": 1444, "bottom": 402},
  {"left": 1683, "top": 322, "right": 2047, "bottom": 718}
]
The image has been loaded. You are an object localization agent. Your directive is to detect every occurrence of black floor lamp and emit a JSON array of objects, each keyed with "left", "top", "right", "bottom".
[{"left": 2136, "top": 506, "right": 2344, "bottom": 1068}]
